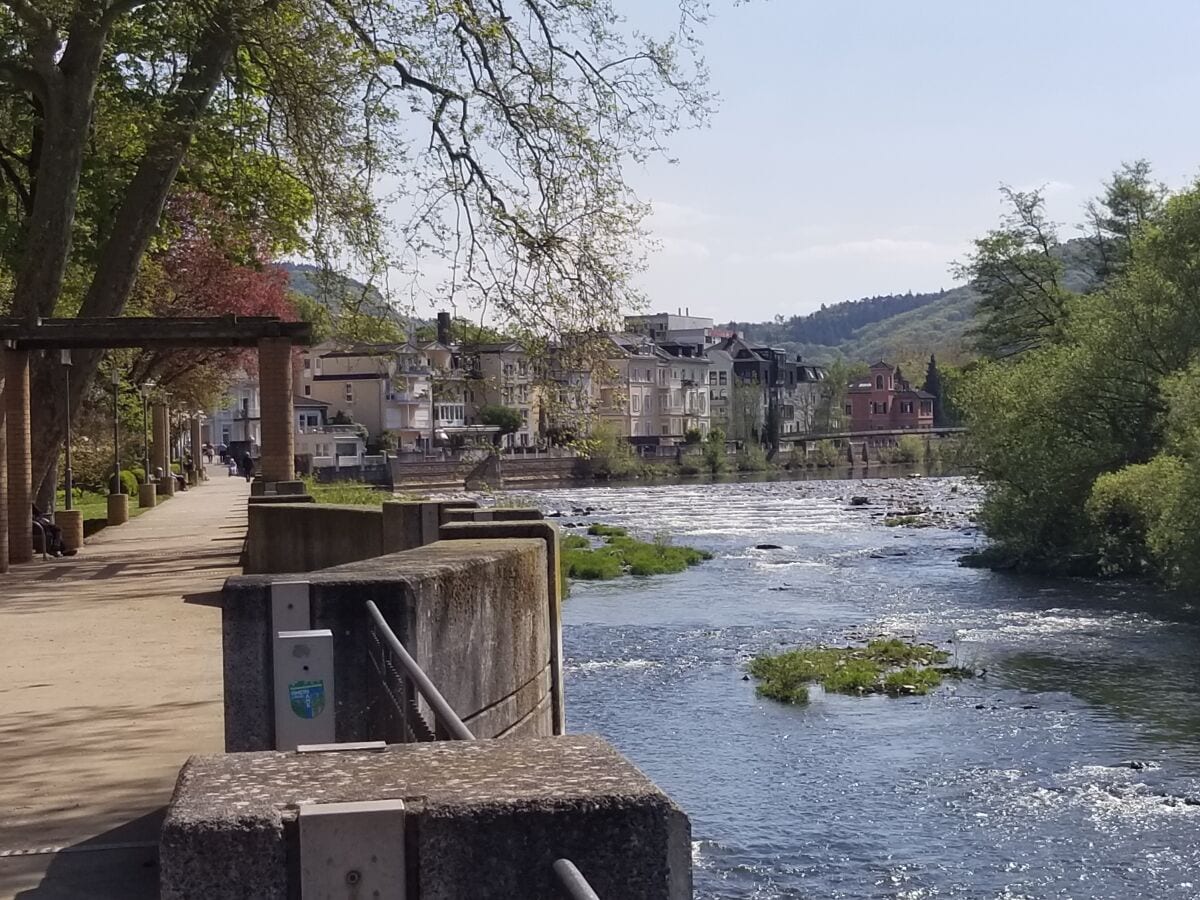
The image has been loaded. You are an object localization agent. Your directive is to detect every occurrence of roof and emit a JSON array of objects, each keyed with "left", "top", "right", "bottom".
[
  {"left": 896, "top": 389, "right": 936, "bottom": 400},
  {"left": 869, "top": 360, "right": 895, "bottom": 370},
  {"left": 295, "top": 395, "right": 331, "bottom": 407}
]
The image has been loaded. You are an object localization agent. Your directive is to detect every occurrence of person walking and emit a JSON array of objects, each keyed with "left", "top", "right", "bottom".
[{"left": 241, "top": 452, "right": 255, "bottom": 483}]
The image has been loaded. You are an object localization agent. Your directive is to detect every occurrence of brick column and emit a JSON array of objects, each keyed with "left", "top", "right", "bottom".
[
  {"left": 258, "top": 338, "right": 294, "bottom": 482},
  {"left": 0, "top": 344, "right": 7, "bottom": 573},
  {"left": 5, "top": 350, "right": 32, "bottom": 564}
]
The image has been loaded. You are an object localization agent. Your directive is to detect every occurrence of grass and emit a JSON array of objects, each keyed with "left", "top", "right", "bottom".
[
  {"left": 747, "top": 637, "right": 959, "bottom": 705},
  {"left": 302, "top": 477, "right": 424, "bottom": 506},
  {"left": 561, "top": 525, "right": 713, "bottom": 582}
]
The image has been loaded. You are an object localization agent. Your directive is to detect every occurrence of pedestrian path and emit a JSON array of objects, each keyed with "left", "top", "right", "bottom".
[{"left": 0, "top": 469, "right": 250, "bottom": 898}]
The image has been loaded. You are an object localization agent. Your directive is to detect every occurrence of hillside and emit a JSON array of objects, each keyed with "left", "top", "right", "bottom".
[{"left": 731, "top": 238, "right": 1104, "bottom": 365}]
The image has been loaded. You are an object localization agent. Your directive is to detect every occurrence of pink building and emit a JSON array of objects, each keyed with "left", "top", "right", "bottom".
[{"left": 846, "top": 361, "right": 934, "bottom": 432}]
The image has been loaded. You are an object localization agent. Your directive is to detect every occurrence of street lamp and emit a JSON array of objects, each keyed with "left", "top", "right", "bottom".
[
  {"left": 139, "top": 381, "right": 154, "bottom": 482},
  {"left": 111, "top": 362, "right": 121, "bottom": 494},
  {"left": 61, "top": 350, "right": 73, "bottom": 509}
]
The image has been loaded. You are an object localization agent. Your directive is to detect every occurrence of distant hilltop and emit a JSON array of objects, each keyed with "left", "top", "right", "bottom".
[{"left": 728, "top": 237, "right": 1103, "bottom": 365}]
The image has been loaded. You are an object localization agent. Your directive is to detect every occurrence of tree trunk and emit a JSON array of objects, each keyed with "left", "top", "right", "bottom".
[{"left": 28, "top": 15, "right": 238, "bottom": 493}]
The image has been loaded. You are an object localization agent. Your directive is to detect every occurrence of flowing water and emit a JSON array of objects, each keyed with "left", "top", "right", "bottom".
[{"left": 515, "top": 477, "right": 1200, "bottom": 899}]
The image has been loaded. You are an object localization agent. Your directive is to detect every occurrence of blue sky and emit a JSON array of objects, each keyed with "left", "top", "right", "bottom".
[{"left": 631, "top": 0, "right": 1200, "bottom": 321}]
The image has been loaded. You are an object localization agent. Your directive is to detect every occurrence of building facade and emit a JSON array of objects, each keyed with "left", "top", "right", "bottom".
[{"left": 846, "top": 361, "right": 935, "bottom": 432}]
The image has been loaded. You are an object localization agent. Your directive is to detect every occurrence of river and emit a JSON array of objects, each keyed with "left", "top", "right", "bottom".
[{"left": 514, "top": 476, "right": 1200, "bottom": 899}]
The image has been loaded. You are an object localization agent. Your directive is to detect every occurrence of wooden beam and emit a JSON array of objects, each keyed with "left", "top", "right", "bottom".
[{"left": 0, "top": 316, "right": 313, "bottom": 349}]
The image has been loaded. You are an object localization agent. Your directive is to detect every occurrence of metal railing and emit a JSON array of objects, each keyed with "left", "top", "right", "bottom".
[
  {"left": 364, "top": 600, "right": 475, "bottom": 742},
  {"left": 363, "top": 602, "right": 601, "bottom": 898},
  {"left": 30, "top": 520, "right": 49, "bottom": 561},
  {"left": 553, "top": 859, "right": 601, "bottom": 900}
]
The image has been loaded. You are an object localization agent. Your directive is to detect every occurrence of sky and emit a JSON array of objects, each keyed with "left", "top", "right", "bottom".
[{"left": 629, "top": 0, "right": 1200, "bottom": 322}]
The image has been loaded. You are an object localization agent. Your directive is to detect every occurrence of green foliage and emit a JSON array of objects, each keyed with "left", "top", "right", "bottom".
[
  {"left": 747, "top": 638, "right": 951, "bottom": 705},
  {"left": 683, "top": 427, "right": 703, "bottom": 445},
  {"left": 701, "top": 428, "right": 728, "bottom": 473},
  {"left": 735, "top": 442, "right": 771, "bottom": 472},
  {"left": 896, "top": 435, "right": 924, "bottom": 463},
  {"left": 479, "top": 405, "right": 523, "bottom": 436},
  {"left": 583, "top": 422, "right": 642, "bottom": 479},
  {"left": 563, "top": 525, "right": 711, "bottom": 581},
  {"left": 961, "top": 165, "right": 1200, "bottom": 583},
  {"left": 812, "top": 440, "right": 841, "bottom": 467},
  {"left": 882, "top": 667, "right": 944, "bottom": 696},
  {"left": 117, "top": 470, "right": 139, "bottom": 496},
  {"left": 302, "top": 477, "right": 392, "bottom": 506},
  {"left": 587, "top": 524, "right": 628, "bottom": 537}
]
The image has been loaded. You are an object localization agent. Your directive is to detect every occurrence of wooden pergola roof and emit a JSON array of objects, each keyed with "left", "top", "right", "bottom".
[{"left": 0, "top": 316, "right": 312, "bottom": 350}]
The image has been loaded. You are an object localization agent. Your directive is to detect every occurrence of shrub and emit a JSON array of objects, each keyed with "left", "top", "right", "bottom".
[
  {"left": 562, "top": 546, "right": 624, "bottom": 580},
  {"left": 683, "top": 427, "right": 702, "bottom": 445},
  {"left": 561, "top": 534, "right": 590, "bottom": 550},
  {"left": 583, "top": 422, "right": 642, "bottom": 479},
  {"left": 702, "top": 428, "right": 728, "bottom": 473},
  {"left": 822, "top": 658, "right": 883, "bottom": 694},
  {"left": 112, "top": 469, "right": 139, "bottom": 495},
  {"left": 735, "top": 442, "right": 770, "bottom": 472},
  {"left": 129, "top": 466, "right": 147, "bottom": 485},
  {"left": 897, "top": 434, "right": 924, "bottom": 463},
  {"left": 813, "top": 439, "right": 841, "bottom": 468}
]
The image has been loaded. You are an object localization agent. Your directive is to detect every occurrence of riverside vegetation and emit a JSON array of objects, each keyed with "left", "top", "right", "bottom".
[
  {"left": 748, "top": 638, "right": 968, "bottom": 704},
  {"left": 958, "top": 162, "right": 1200, "bottom": 587},
  {"left": 561, "top": 524, "right": 713, "bottom": 580}
]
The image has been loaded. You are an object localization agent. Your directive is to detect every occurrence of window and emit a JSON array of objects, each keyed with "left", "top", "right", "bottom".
[
  {"left": 719, "top": 371, "right": 727, "bottom": 386},
  {"left": 632, "top": 422, "right": 641, "bottom": 436},
  {"left": 303, "top": 384, "right": 312, "bottom": 397},
  {"left": 632, "top": 394, "right": 640, "bottom": 413},
  {"left": 709, "top": 371, "right": 717, "bottom": 385},
  {"left": 646, "top": 394, "right": 653, "bottom": 411},
  {"left": 517, "top": 360, "right": 529, "bottom": 376},
  {"left": 845, "top": 403, "right": 853, "bottom": 415},
  {"left": 503, "top": 363, "right": 515, "bottom": 377},
  {"left": 520, "top": 408, "right": 529, "bottom": 423},
  {"left": 875, "top": 375, "right": 884, "bottom": 389},
  {"left": 303, "top": 358, "right": 311, "bottom": 371},
  {"left": 900, "top": 401, "right": 914, "bottom": 414},
  {"left": 345, "top": 383, "right": 354, "bottom": 402},
  {"left": 661, "top": 423, "right": 669, "bottom": 435}
]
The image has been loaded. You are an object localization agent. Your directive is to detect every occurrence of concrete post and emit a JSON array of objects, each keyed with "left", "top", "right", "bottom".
[
  {"left": 151, "top": 402, "right": 169, "bottom": 480},
  {"left": 258, "top": 337, "right": 295, "bottom": 483},
  {"left": 57, "top": 509, "right": 84, "bottom": 550},
  {"left": 5, "top": 350, "right": 32, "bottom": 564},
  {"left": 106, "top": 493, "right": 129, "bottom": 526},
  {"left": 138, "top": 482, "right": 157, "bottom": 509},
  {"left": 0, "top": 344, "right": 7, "bottom": 574},
  {"left": 189, "top": 416, "right": 203, "bottom": 481}
]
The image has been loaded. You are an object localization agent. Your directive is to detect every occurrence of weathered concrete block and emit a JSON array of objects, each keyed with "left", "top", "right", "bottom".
[
  {"left": 243, "top": 503, "right": 383, "bottom": 574},
  {"left": 223, "top": 539, "right": 552, "bottom": 750},
  {"left": 438, "top": 521, "right": 564, "bottom": 735},
  {"left": 160, "top": 736, "right": 691, "bottom": 900},
  {"left": 381, "top": 499, "right": 479, "bottom": 553},
  {"left": 443, "top": 507, "right": 543, "bottom": 524},
  {"left": 138, "top": 482, "right": 157, "bottom": 508}
]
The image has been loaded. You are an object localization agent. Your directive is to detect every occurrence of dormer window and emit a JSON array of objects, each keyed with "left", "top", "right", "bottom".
[{"left": 875, "top": 375, "right": 884, "bottom": 389}]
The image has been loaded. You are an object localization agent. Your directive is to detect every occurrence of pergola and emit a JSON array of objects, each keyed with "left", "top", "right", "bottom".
[{"left": 0, "top": 316, "right": 312, "bottom": 573}]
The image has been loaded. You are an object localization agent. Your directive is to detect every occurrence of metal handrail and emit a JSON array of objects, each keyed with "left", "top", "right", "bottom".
[
  {"left": 553, "top": 859, "right": 600, "bottom": 900},
  {"left": 30, "top": 520, "right": 49, "bottom": 561},
  {"left": 364, "top": 600, "right": 475, "bottom": 741}
]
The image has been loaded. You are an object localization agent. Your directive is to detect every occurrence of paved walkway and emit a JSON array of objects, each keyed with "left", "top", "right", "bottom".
[{"left": 0, "top": 469, "right": 249, "bottom": 899}]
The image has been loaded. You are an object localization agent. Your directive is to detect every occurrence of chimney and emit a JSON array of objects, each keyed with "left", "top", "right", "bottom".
[
  {"left": 437, "top": 311, "right": 451, "bottom": 345},
  {"left": 686, "top": 307, "right": 690, "bottom": 316}
]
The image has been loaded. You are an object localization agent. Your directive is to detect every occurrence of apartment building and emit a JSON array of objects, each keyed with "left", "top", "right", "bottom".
[
  {"left": 297, "top": 341, "right": 434, "bottom": 451},
  {"left": 465, "top": 341, "right": 541, "bottom": 448},
  {"left": 206, "top": 374, "right": 260, "bottom": 449}
]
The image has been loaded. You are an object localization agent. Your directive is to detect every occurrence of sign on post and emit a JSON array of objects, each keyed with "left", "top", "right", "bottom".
[{"left": 273, "top": 629, "right": 335, "bottom": 750}]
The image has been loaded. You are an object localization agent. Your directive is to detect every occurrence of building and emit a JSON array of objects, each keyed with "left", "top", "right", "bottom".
[
  {"left": 706, "top": 337, "right": 826, "bottom": 444},
  {"left": 465, "top": 341, "right": 541, "bottom": 448},
  {"left": 206, "top": 374, "right": 260, "bottom": 450},
  {"left": 846, "top": 361, "right": 935, "bottom": 432},
  {"left": 297, "top": 341, "right": 434, "bottom": 452},
  {"left": 293, "top": 396, "right": 369, "bottom": 468},
  {"left": 624, "top": 311, "right": 717, "bottom": 347}
]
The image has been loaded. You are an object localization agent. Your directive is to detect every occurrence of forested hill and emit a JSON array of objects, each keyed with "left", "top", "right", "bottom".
[{"left": 729, "top": 238, "right": 1103, "bottom": 365}]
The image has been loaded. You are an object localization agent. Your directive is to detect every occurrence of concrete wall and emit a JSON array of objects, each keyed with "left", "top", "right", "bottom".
[
  {"left": 244, "top": 499, "right": 479, "bottom": 575},
  {"left": 161, "top": 736, "right": 692, "bottom": 900},
  {"left": 223, "top": 538, "right": 554, "bottom": 750},
  {"left": 244, "top": 503, "right": 385, "bottom": 575}
]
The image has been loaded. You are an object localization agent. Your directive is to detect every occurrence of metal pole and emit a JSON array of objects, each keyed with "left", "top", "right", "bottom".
[
  {"left": 552, "top": 859, "right": 601, "bottom": 900},
  {"left": 142, "top": 391, "right": 150, "bottom": 479},
  {"left": 112, "top": 370, "right": 120, "bottom": 493},
  {"left": 63, "top": 365, "right": 73, "bottom": 510}
]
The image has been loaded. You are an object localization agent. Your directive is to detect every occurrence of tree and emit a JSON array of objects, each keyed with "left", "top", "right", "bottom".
[
  {"left": 0, "top": 0, "right": 712, "bottom": 497},
  {"left": 922, "top": 354, "right": 943, "bottom": 426},
  {"left": 953, "top": 187, "right": 1072, "bottom": 359},
  {"left": 479, "top": 405, "right": 521, "bottom": 437},
  {"left": 1085, "top": 159, "right": 1167, "bottom": 276}
]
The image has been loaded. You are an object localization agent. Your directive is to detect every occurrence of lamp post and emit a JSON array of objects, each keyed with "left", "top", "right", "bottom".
[
  {"left": 140, "top": 381, "right": 153, "bottom": 480},
  {"left": 61, "top": 350, "right": 73, "bottom": 509},
  {"left": 112, "top": 362, "right": 121, "bottom": 493}
]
